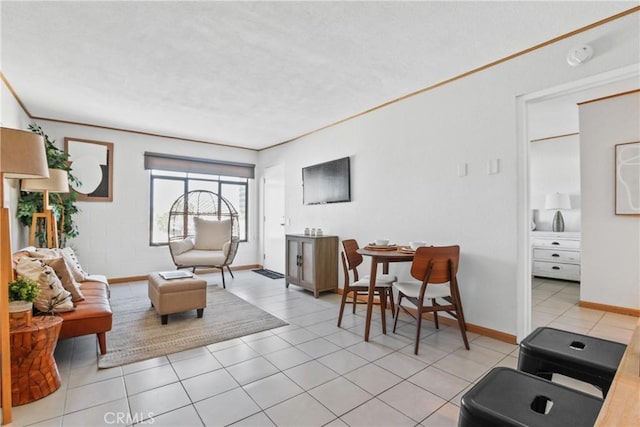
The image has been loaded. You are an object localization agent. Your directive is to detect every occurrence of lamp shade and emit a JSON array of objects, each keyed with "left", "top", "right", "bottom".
[
  {"left": 544, "top": 193, "right": 571, "bottom": 210},
  {"left": 0, "top": 127, "right": 49, "bottom": 178},
  {"left": 22, "top": 168, "right": 69, "bottom": 193}
]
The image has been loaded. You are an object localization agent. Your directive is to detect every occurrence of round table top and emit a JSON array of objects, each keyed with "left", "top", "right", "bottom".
[{"left": 356, "top": 247, "right": 415, "bottom": 260}]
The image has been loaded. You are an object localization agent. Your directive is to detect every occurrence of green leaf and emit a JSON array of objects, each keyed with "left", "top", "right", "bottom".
[{"left": 17, "top": 123, "right": 81, "bottom": 246}]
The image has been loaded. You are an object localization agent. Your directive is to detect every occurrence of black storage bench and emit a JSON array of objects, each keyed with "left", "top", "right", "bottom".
[
  {"left": 518, "top": 327, "right": 626, "bottom": 397},
  {"left": 459, "top": 367, "right": 603, "bottom": 427}
]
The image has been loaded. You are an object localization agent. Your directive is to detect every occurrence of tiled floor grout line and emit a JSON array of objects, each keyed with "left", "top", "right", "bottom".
[{"left": 13, "top": 273, "right": 636, "bottom": 426}]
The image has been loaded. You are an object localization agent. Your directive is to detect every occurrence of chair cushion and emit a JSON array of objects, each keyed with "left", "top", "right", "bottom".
[
  {"left": 353, "top": 279, "right": 393, "bottom": 288},
  {"left": 393, "top": 280, "right": 451, "bottom": 301},
  {"left": 193, "top": 217, "right": 231, "bottom": 250},
  {"left": 362, "top": 273, "right": 397, "bottom": 284},
  {"left": 170, "top": 238, "right": 194, "bottom": 255},
  {"left": 173, "top": 249, "right": 228, "bottom": 267}
]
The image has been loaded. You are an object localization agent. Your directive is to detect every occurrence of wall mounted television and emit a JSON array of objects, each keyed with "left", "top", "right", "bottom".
[{"left": 302, "top": 157, "right": 351, "bottom": 205}]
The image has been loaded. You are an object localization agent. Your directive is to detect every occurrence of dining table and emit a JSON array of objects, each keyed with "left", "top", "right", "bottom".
[{"left": 356, "top": 247, "right": 415, "bottom": 341}]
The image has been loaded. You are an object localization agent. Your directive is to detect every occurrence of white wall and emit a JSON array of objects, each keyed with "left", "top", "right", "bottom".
[
  {"left": 259, "top": 13, "right": 639, "bottom": 335},
  {"left": 530, "top": 134, "right": 581, "bottom": 232},
  {"left": 579, "top": 91, "right": 640, "bottom": 309},
  {"left": 526, "top": 76, "right": 640, "bottom": 233},
  {"left": 13, "top": 120, "right": 260, "bottom": 278},
  {"left": 1, "top": 78, "right": 33, "bottom": 252}
]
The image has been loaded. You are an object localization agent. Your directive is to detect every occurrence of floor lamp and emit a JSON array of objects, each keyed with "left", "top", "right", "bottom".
[
  {"left": 0, "top": 127, "right": 49, "bottom": 425},
  {"left": 22, "top": 169, "right": 69, "bottom": 248}
]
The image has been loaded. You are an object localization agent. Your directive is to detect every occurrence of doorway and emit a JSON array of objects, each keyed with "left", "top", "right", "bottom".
[
  {"left": 263, "top": 164, "right": 286, "bottom": 274},
  {"left": 516, "top": 65, "right": 639, "bottom": 342}
]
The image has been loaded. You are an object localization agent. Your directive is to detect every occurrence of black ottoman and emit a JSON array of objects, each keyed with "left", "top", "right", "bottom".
[
  {"left": 518, "top": 327, "right": 626, "bottom": 397},
  {"left": 459, "top": 367, "right": 603, "bottom": 427}
]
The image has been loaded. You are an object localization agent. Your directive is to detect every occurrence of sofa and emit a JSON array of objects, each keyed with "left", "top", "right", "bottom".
[
  {"left": 56, "top": 276, "right": 112, "bottom": 354},
  {"left": 12, "top": 249, "right": 113, "bottom": 354}
]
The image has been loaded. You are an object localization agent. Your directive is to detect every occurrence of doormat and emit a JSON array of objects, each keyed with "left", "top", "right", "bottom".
[{"left": 252, "top": 269, "right": 285, "bottom": 279}]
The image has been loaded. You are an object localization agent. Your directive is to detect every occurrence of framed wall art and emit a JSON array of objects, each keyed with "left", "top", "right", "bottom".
[
  {"left": 615, "top": 141, "right": 640, "bottom": 215},
  {"left": 64, "top": 138, "right": 114, "bottom": 202}
]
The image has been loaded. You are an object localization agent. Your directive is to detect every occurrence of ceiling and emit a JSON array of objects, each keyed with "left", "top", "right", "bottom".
[
  {"left": 1, "top": 1, "right": 636, "bottom": 150},
  {"left": 528, "top": 76, "right": 640, "bottom": 141}
]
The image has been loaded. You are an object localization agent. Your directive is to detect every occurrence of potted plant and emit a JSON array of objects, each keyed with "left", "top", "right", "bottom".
[
  {"left": 17, "top": 123, "right": 80, "bottom": 247},
  {"left": 8, "top": 276, "right": 40, "bottom": 313}
]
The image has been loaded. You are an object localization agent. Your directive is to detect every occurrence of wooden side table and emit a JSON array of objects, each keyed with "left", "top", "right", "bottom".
[{"left": 10, "top": 315, "right": 63, "bottom": 406}]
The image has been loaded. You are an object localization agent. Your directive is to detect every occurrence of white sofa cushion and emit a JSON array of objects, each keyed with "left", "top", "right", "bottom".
[{"left": 193, "top": 217, "right": 231, "bottom": 250}]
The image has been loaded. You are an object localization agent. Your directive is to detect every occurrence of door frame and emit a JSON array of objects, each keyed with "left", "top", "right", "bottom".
[{"left": 516, "top": 64, "right": 639, "bottom": 342}]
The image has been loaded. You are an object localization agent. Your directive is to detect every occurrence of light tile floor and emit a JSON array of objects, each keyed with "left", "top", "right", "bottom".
[{"left": 9, "top": 274, "right": 637, "bottom": 426}]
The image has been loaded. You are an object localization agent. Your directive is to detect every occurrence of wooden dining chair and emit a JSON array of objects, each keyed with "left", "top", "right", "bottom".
[
  {"left": 337, "top": 239, "right": 396, "bottom": 327},
  {"left": 392, "top": 245, "right": 469, "bottom": 354}
]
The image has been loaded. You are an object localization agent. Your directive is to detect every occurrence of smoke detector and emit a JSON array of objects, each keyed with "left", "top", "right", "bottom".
[{"left": 567, "top": 45, "right": 594, "bottom": 66}]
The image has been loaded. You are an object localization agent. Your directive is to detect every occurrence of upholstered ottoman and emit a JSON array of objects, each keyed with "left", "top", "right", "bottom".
[{"left": 147, "top": 273, "right": 207, "bottom": 325}]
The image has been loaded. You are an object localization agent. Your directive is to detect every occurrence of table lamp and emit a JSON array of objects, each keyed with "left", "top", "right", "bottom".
[
  {"left": 22, "top": 168, "right": 70, "bottom": 248},
  {"left": 0, "top": 127, "right": 49, "bottom": 424},
  {"left": 544, "top": 192, "right": 571, "bottom": 232}
]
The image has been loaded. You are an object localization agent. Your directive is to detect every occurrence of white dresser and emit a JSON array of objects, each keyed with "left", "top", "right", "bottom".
[{"left": 531, "top": 231, "right": 581, "bottom": 282}]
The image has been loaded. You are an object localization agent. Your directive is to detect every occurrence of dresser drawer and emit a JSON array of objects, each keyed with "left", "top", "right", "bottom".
[
  {"left": 533, "top": 248, "right": 580, "bottom": 263},
  {"left": 532, "top": 238, "right": 580, "bottom": 249},
  {"left": 533, "top": 261, "right": 580, "bottom": 280}
]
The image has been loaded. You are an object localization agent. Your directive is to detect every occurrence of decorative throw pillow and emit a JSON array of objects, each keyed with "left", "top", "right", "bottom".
[
  {"left": 28, "top": 248, "right": 58, "bottom": 258},
  {"left": 193, "top": 218, "right": 231, "bottom": 250},
  {"left": 170, "top": 238, "right": 194, "bottom": 255},
  {"left": 28, "top": 247, "right": 90, "bottom": 282},
  {"left": 60, "top": 247, "right": 91, "bottom": 282},
  {"left": 12, "top": 249, "right": 33, "bottom": 269},
  {"left": 42, "top": 257, "right": 85, "bottom": 302},
  {"left": 15, "top": 257, "right": 74, "bottom": 313}
]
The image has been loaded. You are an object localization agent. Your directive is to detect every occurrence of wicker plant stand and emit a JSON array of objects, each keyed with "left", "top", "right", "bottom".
[{"left": 10, "top": 316, "right": 63, "bottom": 405}]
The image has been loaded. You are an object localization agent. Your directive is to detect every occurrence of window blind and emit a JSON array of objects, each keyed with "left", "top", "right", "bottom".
[{"left": 144, "top": 152, "right": 255, "bottom": 179}]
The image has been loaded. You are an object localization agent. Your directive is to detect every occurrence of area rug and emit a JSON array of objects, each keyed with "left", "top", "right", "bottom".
[
  {"left": 252, "top": 268, "right": 285, "bottom": 279},
  {"left": 98, "top": 286, "right": 287, "bottom": 368}
]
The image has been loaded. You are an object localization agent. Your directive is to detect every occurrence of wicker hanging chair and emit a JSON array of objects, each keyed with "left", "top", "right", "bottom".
[{"left": 167, "top": 190, "right": 239, "bottom": 288}]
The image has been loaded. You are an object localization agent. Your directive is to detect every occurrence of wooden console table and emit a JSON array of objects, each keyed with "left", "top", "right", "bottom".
[
  {"left": 10, "top": 316, "right": 63, "bottom": 406},
  {"left": 285, "top": 234, "right": 338, "bottom": 298}
]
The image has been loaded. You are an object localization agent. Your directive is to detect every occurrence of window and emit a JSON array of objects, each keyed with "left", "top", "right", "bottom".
[
  {"left": 145, "top": 152, "right": 254, "bottom": 246},
  {"left": 149, "top": 171, "right": 248, "bottom": 245}
]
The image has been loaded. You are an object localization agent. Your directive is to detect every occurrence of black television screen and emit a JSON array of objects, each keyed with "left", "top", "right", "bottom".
[{"left": 302, "top": 157, "right": 351, "bottom": 205}]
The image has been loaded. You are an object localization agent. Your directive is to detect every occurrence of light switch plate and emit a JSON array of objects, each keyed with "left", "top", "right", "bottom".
[{"left": 488, "top": 159, "right": 500, "bottom": 175}]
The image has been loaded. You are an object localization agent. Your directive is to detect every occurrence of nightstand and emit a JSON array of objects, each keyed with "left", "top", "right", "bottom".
[{"left": 531, "top": 231, "right": 581, "bottom": 282}]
